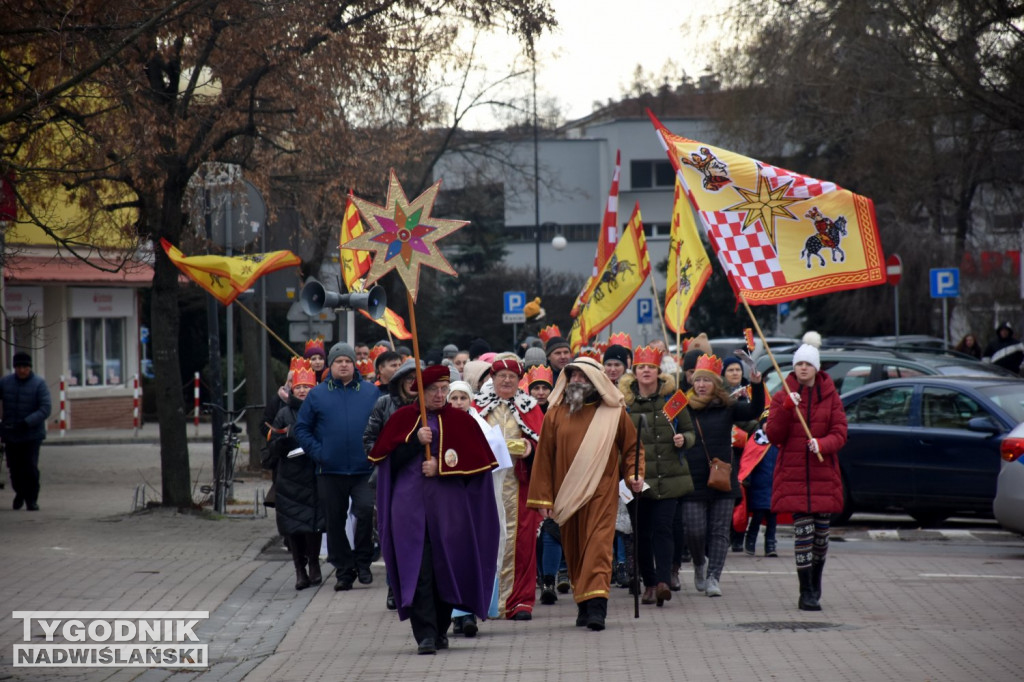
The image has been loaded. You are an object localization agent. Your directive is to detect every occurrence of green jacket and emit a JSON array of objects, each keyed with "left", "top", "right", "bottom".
[{"left": 622, "top": 373, "right": 696, "bottom": 500}]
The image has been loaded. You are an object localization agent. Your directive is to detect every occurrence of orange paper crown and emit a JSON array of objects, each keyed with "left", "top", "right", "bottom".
[
  {"left": 694, "top": 353, "right": 723, "bottom": 376},
  {"left": 304, "top": 336, "right": 326, "bottom": 359},
  {"left": 356, "top": 358, "right": 375, "bottom": 377},
  {"left": 527, "top": 365, "right": 553, "bottom": 387},
  {"left": 539, "top": 325, "right": 563, "bottom": 344},
  {"left": 518, "top": 375, "right": 530, "bottom": 393},
  {"left": 290, "top": 357, "right": 317, "bottom": 388},
  {"left": 578, "top": 348, "right": 602, "bottom": 362},
  {"left": 608, "top": 332, "right": 632, "bottom": 350},
  {"left": 633, "top": 345, "right": 663, "bottom": 367},
  {"left": 368, "top": 345, "right": 387, "bottom": 362}
]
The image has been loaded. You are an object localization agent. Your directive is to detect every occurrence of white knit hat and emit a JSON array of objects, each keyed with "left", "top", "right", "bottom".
[
  {"left": 448, "top": 380, "right": 474, "bottom": 399},
  {"left": 792, "top": 343, "right": 821, "bottom": 371}
]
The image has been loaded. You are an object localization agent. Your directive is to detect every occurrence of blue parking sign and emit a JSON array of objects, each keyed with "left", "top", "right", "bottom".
[
  {"left": 929, "top": 268, "right": 959, "bottom": 298},
  {"left": 503, "top": 291, "right": 526, "bottom": 314},
  {"left": 637, "top": 298, "right": 653, "bottom": 325}
]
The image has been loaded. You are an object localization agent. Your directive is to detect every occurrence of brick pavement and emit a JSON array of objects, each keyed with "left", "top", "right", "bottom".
[{"left": 1, "top": 433, "right": 1023, "bottom": 681}]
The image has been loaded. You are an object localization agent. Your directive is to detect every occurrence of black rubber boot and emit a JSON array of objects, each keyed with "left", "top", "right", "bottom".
[
  {"left": 797, "top": 568, "right": 821, "bottom": 611},
  {"left": 810, "top": 559, "right": 825, "bottom": 602},
  {"left": 294, "top": 558, "right": 311, "bottom": 591},
  {"left": 586, "top": 598, "right": 608, "bottom": 631}
]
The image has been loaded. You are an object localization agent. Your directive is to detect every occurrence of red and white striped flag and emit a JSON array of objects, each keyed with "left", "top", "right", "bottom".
[{"left": 571, "top": 150, "right": 621, "bottom": 317}]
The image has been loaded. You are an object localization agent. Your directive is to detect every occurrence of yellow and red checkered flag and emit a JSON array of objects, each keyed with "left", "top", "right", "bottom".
[
  {"left": 662, "top": 389, "right": 689, "bottom": 422},
  {"left": 160, "top": 239, "right": 300, "bottom": 305},
  {"left": 649, "top": 110, "right": 886, "bottom": 305}
]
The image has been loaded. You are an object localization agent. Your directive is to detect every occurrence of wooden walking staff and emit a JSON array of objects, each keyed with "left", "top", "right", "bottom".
[
  {"left": 342, "top": 170, "right": 470, "bottom": 463},
  {"left": 739, "top": 295, "right": 822, "bottom": 462}
]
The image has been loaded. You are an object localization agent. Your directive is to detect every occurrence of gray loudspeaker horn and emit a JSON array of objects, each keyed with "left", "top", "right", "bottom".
[{"left": 300, "top": 278, "right": 387, "bottom": 319}]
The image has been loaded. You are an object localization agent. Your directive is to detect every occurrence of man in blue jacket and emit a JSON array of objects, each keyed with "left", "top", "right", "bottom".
[
  {"left": 1, "top": 353, "right": 52, "bottom": 511},
  {"left": 294, "top": 342, "right": 379, "bottom": 591}
]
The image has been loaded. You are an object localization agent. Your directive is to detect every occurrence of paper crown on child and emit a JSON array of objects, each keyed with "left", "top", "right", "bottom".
[
  {"left": 633, "top": 345, "right": 663, "bottom": 368},
  {"left": 355, "top": 358, "right": 375, "bottom": 378},
  {"left": 538, "top": 325, "right": 563, "bottom": 344},
  {"left": 608, "top": 332, "right": 632, "bottom": 350},
  {"left": 527, "top": 365, "right": 554, "bottom": 388},
  {"left": 290, "top": 357, "right": 317, "bottom": 388},
  {"left": 304, "top": 336, "right": 326, "bottom": 359},
  {"left": 693, "top": 354, "right": 724, "bottom": 381}
]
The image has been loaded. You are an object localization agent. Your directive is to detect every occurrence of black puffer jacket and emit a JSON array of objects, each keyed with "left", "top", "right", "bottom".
[
  {"left": 621, "top": 373, "right": 695, "bottom": 500},
  {"left": 363, "top": 359, "right": 421, "bottom": 455},
  {"left": 269, "top": 396, "right": 325, "bottom": 536}
]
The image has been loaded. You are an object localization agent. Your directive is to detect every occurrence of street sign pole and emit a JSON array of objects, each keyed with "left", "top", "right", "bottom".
[
  {"left": 942, "top": 298, "right": 948, "bottom": 348},
  {"left": 895, "top": 284, "right": 900, "bottom": 343}
]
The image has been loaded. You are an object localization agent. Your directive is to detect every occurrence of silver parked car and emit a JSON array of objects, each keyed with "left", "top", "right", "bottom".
[{"left": 994, "top": 422, "right": 1024, "bottom": 535}]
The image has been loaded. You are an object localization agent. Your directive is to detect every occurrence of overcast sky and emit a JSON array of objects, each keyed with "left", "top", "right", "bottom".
[{"left": 455, "top": 1, "right": 729, "bottom": 128}]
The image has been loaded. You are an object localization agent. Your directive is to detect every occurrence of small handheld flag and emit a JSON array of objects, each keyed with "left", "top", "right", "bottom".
[{"left": 662, "top": 389, "right": 689, "bottom": 422}]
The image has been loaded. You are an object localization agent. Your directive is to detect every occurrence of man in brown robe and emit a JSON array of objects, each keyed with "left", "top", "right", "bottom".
[{"left": 528, "top": 357, "right": 645, "bottom": 631}]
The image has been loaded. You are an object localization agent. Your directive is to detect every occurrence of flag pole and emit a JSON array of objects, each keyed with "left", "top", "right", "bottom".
[
  {"left": 674, "top": 255, "right": 683, "bottom": 388},
  {"left": 406, "top": 290, "right": 431, "bottom": 462},
  {"left": 236, "top": 301, "right": 299, "bottom": 358},
  {"left": 649, "top": 277, "right": 671, "bottom": 351},
  {"left": 739, "top": 295, "right": 821, "bottom": 462}
]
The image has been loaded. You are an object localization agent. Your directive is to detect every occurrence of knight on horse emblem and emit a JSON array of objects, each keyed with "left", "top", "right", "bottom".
[{"left": 801, "top": 206, "right": 848, "bottom": 268}]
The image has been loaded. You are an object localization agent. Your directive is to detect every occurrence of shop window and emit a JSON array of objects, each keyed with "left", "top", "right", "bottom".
[
  {"left": 68, "top": 318, "right": 125, "bottom": 387},
  {"left": 5, "top": 318, "right": 34, "bottom": 369}
]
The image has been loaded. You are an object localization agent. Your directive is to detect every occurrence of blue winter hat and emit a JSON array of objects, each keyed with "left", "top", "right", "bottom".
[{"left": 721, "top": 356, "right": 743, "bottom": 375}]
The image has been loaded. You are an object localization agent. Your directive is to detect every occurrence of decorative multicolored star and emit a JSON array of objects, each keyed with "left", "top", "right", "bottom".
[
  {"left": 342, "top": 171, "right": 468, "bottom": 301},
  {"left": 724, "top": 165, "right": 800, "bottom": 247}
]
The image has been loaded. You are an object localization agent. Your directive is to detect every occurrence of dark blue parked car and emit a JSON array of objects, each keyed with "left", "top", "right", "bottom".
[{"left": 834, "top": 376, "right": 1024, "bottom": 526}]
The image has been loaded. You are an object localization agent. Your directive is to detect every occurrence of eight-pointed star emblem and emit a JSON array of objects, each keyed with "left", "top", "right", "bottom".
[{"left": 342, "top": 171, "right": 468, "bottom": 301}]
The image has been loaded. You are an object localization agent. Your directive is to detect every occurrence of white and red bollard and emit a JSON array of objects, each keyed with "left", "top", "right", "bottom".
[
  {"left": 132, "top": 373, "right": 140, "bottom": 437},
  {"left": 59, "top": 375, "right": 67, "bottom": 437},
  {"left": 194, "top": 372, "right": 200, "bottom": 436}
]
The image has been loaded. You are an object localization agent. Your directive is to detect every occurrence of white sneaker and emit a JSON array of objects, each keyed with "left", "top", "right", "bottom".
[
  {"left": 693, "top": 562, "right": 707, "bottom": 592},
  {"left": 705, "top": 577, "right": 722, "bottom": 597}
]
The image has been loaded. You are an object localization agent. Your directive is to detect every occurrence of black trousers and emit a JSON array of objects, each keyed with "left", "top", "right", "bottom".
[
  {"left": 6, "top": 440, "right": 41, "bottom": 503},
  {"left": 317, "top": 473, "right": 374, "bottom": 574},
  {"left": 637, "top": 497, "right": 678, "bottom": 586},
  {"left": 409, "top": 535, "right": 453, "bottom": 644}
]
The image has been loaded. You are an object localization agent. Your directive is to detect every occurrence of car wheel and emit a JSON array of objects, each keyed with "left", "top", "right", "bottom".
[
  {"left": 830, "top": 474, "right": 855, "bottom": 526},
  {"left": 908, "top": 510, "right": 950, "bottom": 527}
]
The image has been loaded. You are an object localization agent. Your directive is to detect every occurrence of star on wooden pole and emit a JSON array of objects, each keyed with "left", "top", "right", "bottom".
[{"left": 342, "top": 170, "right": 468, "bottom": 302}]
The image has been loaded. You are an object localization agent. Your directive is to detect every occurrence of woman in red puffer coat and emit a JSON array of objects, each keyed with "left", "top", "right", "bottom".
[{"left": 765, "top": 343, "right": 847, "bottom": 612}]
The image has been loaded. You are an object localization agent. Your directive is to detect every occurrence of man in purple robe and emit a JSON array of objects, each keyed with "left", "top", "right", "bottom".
[{"left": 369, "top": 365, "right": 500, "bottom": 655}]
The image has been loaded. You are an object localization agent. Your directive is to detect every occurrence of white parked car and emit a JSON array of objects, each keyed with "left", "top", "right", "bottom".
[{"left": 994, "top": 422, "right": 1024, "bottom": 535}]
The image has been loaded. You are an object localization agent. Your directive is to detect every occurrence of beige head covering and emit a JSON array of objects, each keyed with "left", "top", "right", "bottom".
[
  {"left": 547, "top": 356, "right": 624, "bottom": 409},
  {"left": 461, "top": 360, "right": 493, "bottom": 393}
]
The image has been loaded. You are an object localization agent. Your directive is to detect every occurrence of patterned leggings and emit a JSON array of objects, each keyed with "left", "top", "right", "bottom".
[{"left": 792, "top": 513, "right": 830, "bottom": 569}]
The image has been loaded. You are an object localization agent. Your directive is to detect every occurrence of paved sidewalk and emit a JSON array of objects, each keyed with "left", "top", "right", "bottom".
[{"left": 1, "top": 429, "right": 1023, "bottom": 681}]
